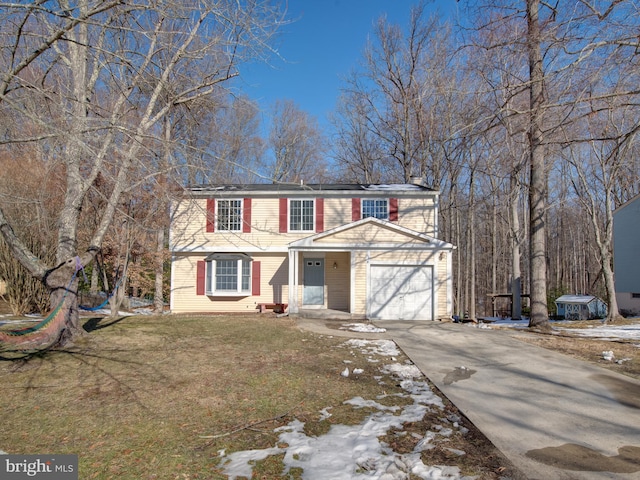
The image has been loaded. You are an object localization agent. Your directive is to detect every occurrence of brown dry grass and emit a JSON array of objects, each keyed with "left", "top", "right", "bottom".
[
  {"left": 0, "top": 312, "right": 516, "bottom": 479},
  {"left": 3, "top": 303, "right": 636, "bottom": 480},
  {"left": 510, "top": 319, "right": 640, "bottom": 380}
]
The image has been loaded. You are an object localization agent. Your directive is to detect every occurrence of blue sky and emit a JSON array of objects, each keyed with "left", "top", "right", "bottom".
[{"left": 238, "top": 0, "right": 458, "bottom": 132}]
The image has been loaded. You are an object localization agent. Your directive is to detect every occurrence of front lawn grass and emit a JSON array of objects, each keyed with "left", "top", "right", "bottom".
[{"left": 0, "top": 313, "right": 511, "bottom": 479}]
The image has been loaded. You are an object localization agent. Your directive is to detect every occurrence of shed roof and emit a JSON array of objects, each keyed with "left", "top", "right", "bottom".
[{"left": 555, "top": 295, "right": 601, "bottom": 304}]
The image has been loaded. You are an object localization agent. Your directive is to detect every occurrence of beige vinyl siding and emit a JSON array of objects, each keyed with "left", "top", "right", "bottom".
[
  {"left": 326, "top": 252, "right": 350, "bottom": 311},
  {"left": 436, "top": 253, "right": 449, "bottom": 319},
  {"left": 170, "top": 253, "right": 288, "bottom": 313},
  {"left": 352, "top": 251, "right": 369, "bottom": 315},
  {"left": 316, "top": 222, "right": 427, "bottom": 245},
  {"left": 171, "top": 254, "right": 207, "bottom": 313},
  {"left": 324, "top": 198, "right": 352, "bottom": 229},
  {"left": 171, "top": 195, "right": 439, "bottom": 252},
  {"left": 170, "top": 199, "right": 208, "bottom": 250},
  {"left": 397, "top": 197, "right": 437, "bottom": 236},
  {"left": 242, "top": 198, "right": 289, "bottom": 247}
]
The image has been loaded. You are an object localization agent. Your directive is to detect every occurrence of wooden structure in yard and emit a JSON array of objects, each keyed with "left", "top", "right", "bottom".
[{"left": 487, "top": 293, "right": 530, "bottom": 318}]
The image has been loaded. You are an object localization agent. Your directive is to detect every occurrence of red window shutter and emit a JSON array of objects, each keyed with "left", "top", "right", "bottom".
[
  {"left": 352, "top": 198, "right": 361, "bottom": 221},
  {"left": 279, "top": 198, "right": 288, "bottom": 233},
  {"left": 389, "top": 198, "right": 399, "bottom": 221},
  {"left": 315, "top": 198, "right": 324, "bottom": 233},
  {"left": 206, "top": 199, "right": 215, "bottom": 232},
  {"left": 252, "top": 261, "right": 261, "bottom": 296},
  {"left": 243, "top": 198, "right": 252, "bottom": 233},
  {"left": 196, "top": 261, "right": 206, "bottom": 295}
]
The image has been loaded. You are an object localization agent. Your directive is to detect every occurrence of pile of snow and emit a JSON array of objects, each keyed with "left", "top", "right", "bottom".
[
  {"left": 340, "top": 323, "right": 387, "bottom": 333},
  {"left": 601, "top": 350, "right": 632, "bottom": 364},
  {"left": 220, "top": 339, "right": 471, "bottom": 480},
  {"left": 344, "top": 339, "right": 400, "bottom": 358}
]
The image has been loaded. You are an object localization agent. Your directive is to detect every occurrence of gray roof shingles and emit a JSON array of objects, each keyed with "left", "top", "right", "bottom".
[{"left": 188, "top": 183, "right": 436, "bottom": 194}]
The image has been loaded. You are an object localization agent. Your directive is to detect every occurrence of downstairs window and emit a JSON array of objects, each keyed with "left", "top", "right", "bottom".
[{"left": 205, "top": 254, "right": 252, "bottom": 295}]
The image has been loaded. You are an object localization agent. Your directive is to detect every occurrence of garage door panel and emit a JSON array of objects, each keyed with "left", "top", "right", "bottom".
[{"left": 369, "top": 265, "right": 433, "bottom": 320}]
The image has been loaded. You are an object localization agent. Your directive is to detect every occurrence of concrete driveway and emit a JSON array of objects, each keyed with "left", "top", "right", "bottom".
[{"left": 375, "top": 321, "right": 640, "bottom": 480}]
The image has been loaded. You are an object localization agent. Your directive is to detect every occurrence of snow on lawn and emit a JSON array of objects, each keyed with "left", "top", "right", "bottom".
[
  {"left": 556, "top": 323, "right": 640, "bottom": 342},
  {"left": 479, "top": 317, "right": 640, "bottom": 342},
  {"left": 341, "top": 323, "right": 388, "bottom": 333},
  {"left": 219, "top": 339, "right": 474, "bottom": 480}
]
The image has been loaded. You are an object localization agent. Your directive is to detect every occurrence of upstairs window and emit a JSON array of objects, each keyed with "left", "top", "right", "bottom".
[
  {"left": 362, "top": 199, "right": 389, "bottom": 220},
  {"left": 217, "top": 199, "right": 243, "bottom": 232},
  {"left": 289, "top": 199, "right": 315, "bottom": 231}
]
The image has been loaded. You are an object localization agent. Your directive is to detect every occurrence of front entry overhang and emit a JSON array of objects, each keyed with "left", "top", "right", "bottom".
[{"left": 286, "top": 217, "right": 455, "bottom": 316}]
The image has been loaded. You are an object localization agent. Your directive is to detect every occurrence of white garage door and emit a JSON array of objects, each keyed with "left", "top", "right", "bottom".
[{"left": 369, "top": 265, "right": 433, "bottom": 320}]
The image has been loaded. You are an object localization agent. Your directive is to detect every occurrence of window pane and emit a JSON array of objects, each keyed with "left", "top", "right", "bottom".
[
  {"left": 290, "top": 200, "right": 301, "bottom": 230},
  {"left": 216, "top": 260, "right": 237, "bottom": 291},
  {"left": 206, "top": 261, "right": 212, "bottom": 293},
  {"left": 217, "top": 200, "right": 242, "bottom": 231},
  {"left": 242, "top": 260, "right": 251, "bottom": 291},
  {"left": 302, "top": 200, "right": 314, "bottom": 230},
  {"left": 362, "top": 199, "right": 388, "bottom": 220},
  {"left": 289, "top": 200, "right": 314, "bottom": 231}
]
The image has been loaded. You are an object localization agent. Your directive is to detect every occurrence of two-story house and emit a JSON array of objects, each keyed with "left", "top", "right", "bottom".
[{"left": 169, "top": 182, "right": 455, "bottom": 321}]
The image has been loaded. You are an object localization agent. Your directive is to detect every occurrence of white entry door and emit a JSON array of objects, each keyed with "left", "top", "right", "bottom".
[{"left": 369, "top": 265, "right": 433, "bottom": 320}]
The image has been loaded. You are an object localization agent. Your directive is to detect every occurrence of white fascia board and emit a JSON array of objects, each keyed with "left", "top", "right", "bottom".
[
  {"left": 170, "top": 246, "right": 289, "bottom": 254},
  {"left": 289, "top": 217, "right": 455, "bottom": 250},
  {"left": 289, "top": 241, "right": 454, "bottom": 251}
]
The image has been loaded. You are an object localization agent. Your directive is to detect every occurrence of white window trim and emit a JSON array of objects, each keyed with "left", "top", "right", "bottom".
[
  {"left": 288, "top": 198, "right": 315, "bottom": 233},
  {"left": 361, "top": 198, "right": 389, "bottom": 220},
  {"left": 205, "top": 255, "right": 252, "bottom": 296},
  {"left": 216, "top": 198, "right": 244, "bottom": 233}
]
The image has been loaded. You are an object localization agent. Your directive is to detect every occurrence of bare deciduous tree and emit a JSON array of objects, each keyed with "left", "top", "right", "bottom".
[
  {"left": 265, "top": 99, "right": 327, "bottom": 183},
  {"left": 331, "top": 92, "right": 386, "bottom": 183},
  {"left": 0, "top": 0, "right": 284, "bottom": 348}
]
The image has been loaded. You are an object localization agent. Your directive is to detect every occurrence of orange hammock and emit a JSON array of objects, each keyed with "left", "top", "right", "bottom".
[
  {"left": 0, "top": 297, "right": 69, "bottom": 352},
  {"left": 0, "top": 261, "right": 81, "bottom": 353}
]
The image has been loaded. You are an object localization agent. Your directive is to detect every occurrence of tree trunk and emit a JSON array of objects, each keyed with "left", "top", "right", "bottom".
[
  {"left": 601, "top": 245, "right": 622, "bottom": 322},
  {"left": 510, "top": 176, "right": 522, "bottom": 320},
  {"left": 468, "top": 168, "right": 476, "bottom": 321},
  {"left": 90, "top": 263, "right": 99, "bottom": 295},
  {"left": 109, "top": 250, "right": 129, "bottom": 316},
  {"left": 527, "top": 0, "right": 550, "bottom": 330},
  {"left": 45, "top": 252, "right": 96, "bottom": 345},
  {"left": 154, "top": 229, "right": 165, "bottom": 314}
]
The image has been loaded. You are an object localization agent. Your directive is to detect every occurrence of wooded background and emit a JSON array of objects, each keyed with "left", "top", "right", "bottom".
[{"left": 1, "top": 0, "right": 638, "bottom": 329}]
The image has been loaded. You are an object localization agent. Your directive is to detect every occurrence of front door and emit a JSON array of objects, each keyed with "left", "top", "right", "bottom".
[{"left": 303, "top": 258, "right": 324, "bottom": 305}]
